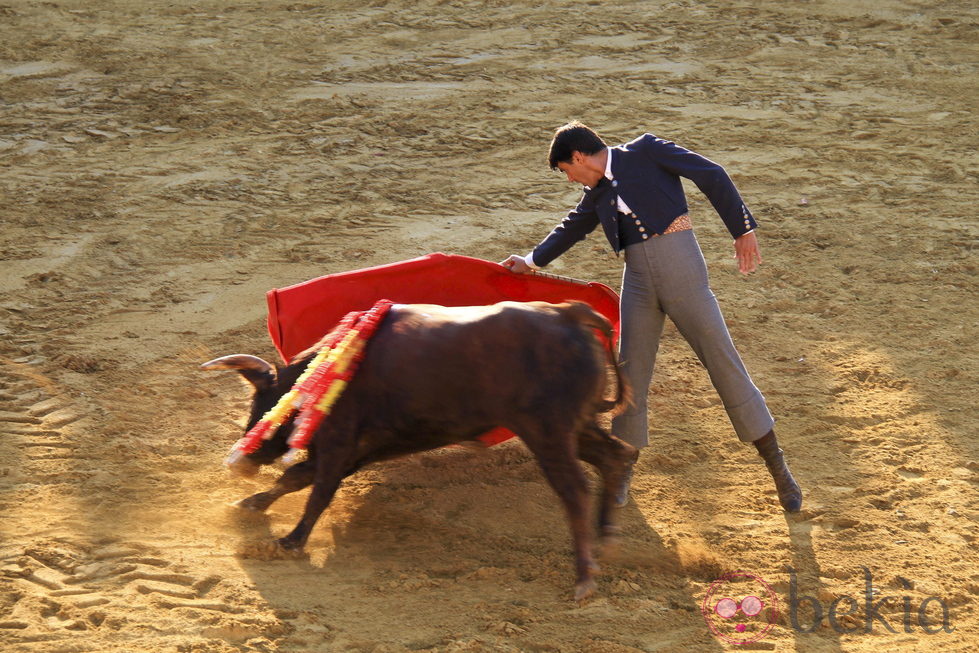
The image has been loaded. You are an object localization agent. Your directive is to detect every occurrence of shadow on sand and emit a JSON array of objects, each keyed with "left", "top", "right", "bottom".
[{"left": 224, "top": 444, "right": 733, "bottom": 651}]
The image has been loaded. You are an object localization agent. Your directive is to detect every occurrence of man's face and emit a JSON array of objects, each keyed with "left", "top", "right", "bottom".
[{"left": 557, "top": 151, "right": 603, "bottom": 188}]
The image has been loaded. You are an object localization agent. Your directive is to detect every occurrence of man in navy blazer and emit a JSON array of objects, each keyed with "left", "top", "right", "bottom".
[
  {"left": 528, "top": 131, "right": 759, "bottom": 267},
  {"left": 502, "top": 122, "right": 802, "bottom": 513}
]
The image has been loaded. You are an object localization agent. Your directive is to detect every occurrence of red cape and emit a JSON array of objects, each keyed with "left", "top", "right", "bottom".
[{"left": 266, "top": 253, "right": 620, "bottom": 446}]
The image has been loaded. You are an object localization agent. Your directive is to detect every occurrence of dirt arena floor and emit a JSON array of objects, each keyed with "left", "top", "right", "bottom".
[{"left": 1, "top": 0, "right": 976, "bottom": 651}]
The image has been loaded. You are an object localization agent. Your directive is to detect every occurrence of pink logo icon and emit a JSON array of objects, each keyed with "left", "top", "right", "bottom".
[{"left": 702, "top": 572, "right": 779, "bottom": 644}]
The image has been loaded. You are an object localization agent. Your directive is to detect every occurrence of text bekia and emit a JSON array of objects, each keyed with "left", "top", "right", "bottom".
[{"left": 789, "top": 567, "right": 954, "bottom": 634}]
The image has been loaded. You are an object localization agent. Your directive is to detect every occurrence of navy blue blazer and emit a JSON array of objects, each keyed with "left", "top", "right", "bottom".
[{"left": 531, "top": 133, "right": 756, "bottom": 267}]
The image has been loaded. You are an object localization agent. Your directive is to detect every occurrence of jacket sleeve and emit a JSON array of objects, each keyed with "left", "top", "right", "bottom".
[
  {"left": 530, "top": 190, "right": 601, "bottom": 268},
  {"left": 637, "top": 133, "right": 757, "bottom": 239}
]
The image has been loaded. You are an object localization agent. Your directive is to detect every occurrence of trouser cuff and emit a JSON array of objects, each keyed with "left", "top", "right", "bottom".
[{"left": 725, "top": 392, "right": 775, "bottom": 442}]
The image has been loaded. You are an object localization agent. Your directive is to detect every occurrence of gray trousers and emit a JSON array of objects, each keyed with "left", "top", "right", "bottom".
[{"left": 610, "top": 230, "right": 774, "bottom": 448}]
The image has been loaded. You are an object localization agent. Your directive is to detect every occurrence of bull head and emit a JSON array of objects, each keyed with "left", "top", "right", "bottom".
[{"left": 200, "top": 355, "right": 293, "bottom": 476}]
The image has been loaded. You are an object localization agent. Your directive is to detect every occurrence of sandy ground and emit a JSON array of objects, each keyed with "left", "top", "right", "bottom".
[{"left": 1, "top": 0, "right": 977, "bottom": 651}]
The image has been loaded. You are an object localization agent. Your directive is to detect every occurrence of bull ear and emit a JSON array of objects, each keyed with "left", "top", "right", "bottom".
[{"left": 200, "top": 355, "right": 276, "bottom": 390}]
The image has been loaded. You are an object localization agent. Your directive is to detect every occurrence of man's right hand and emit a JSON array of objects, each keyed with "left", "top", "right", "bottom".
[{"left": 500, "top": 254, "right": 533, "bottom": 274}]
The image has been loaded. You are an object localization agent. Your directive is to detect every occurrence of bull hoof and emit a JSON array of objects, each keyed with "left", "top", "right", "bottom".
[
  {"left": 574, "top": 577, "right": 598, "bottom": 603},
  {"left": 275, "top": 537, "right": 307, "bottom": 555},
  {"left": 235, "top": 538, "right": 307, "bottom": 561},
  {"left": 231, "top": 495, "right": 271, "bottom": 512},
  {"left": 598, "top": 534, "right": 621, "bottom": 561}
]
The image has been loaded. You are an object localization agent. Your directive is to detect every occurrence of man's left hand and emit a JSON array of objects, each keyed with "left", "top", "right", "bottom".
[{"left": 733, "top": 231, "right": 762, "bottom": 275}]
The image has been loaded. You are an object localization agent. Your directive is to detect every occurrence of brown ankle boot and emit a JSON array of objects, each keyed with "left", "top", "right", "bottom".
[
  {"left": 753, "top": 431, "right": 802, "bottom": 513},
  {"left": 614, "top": 463, "right": 634, "bottom": 508}
]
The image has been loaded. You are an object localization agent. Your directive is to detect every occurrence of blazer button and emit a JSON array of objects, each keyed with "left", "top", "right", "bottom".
[{"left": 612, "top": 180, "right": 618, "bottom": 187}]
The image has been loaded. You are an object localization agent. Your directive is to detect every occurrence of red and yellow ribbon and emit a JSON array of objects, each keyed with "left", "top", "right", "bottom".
[{"left": 229, "top": 299, "right": 394, "bottom": 461}]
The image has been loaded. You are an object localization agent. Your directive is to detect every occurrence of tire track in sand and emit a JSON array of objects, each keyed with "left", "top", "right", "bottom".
[
  {"left": 1, "top": 537, "right": 230, "bottom": 646},
  {"left": 0, "top": 357, "right": 228, "bottom": 648}
]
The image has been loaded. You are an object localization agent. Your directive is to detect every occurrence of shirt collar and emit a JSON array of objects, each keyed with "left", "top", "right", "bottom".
[{"left": 583, "top": 148, "right": 613, "bottom": 191}]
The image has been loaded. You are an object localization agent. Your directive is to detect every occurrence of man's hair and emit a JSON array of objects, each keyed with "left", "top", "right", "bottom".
[{"left": 548, "top": 121, "right": 606, "bottom": 169}]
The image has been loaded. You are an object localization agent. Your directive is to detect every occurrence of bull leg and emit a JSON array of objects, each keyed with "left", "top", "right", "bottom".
[
  {"left": 234, "top": 458, "right": 316, "bottom": 512},
  {"left": 276, "top": 443, "right": 353, "bottom": 551},
  {"left": 521, "top": 431, "right": 598, "bottom": 602},
  {"left": 576, "top": 423, "right": 639, "bottom": 539}
]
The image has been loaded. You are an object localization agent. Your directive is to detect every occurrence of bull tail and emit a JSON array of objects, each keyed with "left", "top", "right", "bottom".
[{"left": 562, "top": 302, "right": 632, "bottom": 417}]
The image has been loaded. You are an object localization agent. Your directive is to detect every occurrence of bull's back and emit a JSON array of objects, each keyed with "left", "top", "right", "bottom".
[{"left": 348, "top": 302, "right": 608, "bottom": 424}]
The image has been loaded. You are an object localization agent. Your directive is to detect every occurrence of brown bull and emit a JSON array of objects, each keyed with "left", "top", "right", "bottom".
[{"left": 202, "top": 300, "right": 636, "bottom": 601}]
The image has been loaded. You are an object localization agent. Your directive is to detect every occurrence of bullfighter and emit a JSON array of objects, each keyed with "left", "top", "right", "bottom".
[{"left": 502, "top": 121, "right": 802, "bottom": 512}]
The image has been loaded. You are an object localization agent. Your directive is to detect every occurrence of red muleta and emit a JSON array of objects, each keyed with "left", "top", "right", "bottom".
[{"left": 265, "top": 253, "right": 620, "bottom": 446}]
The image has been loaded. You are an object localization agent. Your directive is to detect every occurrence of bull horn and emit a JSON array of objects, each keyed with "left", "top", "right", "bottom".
[
  {"left": 201, "top": 355, "right": 275, "bottom": 389},
  {"left": 200, "top": 355, "right": 273, "bottom": 373}
]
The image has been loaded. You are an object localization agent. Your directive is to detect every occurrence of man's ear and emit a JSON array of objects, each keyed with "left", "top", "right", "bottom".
[{"left": 570, "top": 150, "right": 585, "bottom": 164}]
